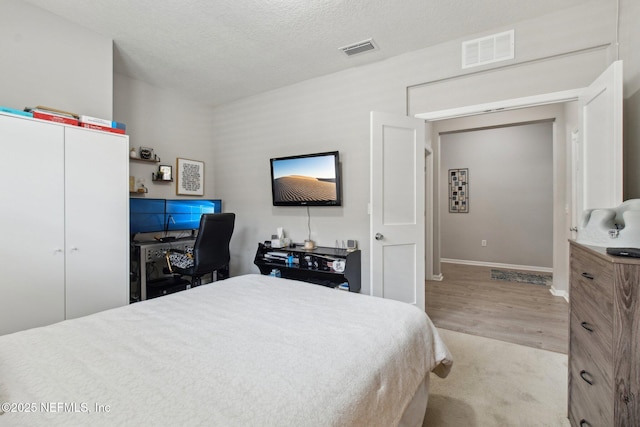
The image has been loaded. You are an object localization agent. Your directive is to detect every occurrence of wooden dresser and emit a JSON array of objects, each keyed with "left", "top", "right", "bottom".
[{"left": 568, "top": 241, "right": 640, "bottom": 426}]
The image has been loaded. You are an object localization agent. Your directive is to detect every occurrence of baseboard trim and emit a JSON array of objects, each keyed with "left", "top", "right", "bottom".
[
  {"left": 440, "top": 258, "right": 553, "bottom": 273},
  {"left": 431, "top": 273, "right": 444, "bottom": 281},
  {"left": 549, "top": 286, "right": 569, "bottom": 302}
]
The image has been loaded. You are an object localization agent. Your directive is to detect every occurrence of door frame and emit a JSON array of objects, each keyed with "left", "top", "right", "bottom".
[{"left": 415, "top": 88, "right": 582, "bottom": 295}]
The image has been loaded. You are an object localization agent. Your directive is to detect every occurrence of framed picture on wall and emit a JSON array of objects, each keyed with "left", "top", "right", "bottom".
[
  {"left": 176, "top": 158, "right": 204, "bottom": 196},
  {"left": 449, "top": 168, "right": 469, "bottom": 213},
  {"left": 158, "top": 165, "right": 172, "bottom": 181}
]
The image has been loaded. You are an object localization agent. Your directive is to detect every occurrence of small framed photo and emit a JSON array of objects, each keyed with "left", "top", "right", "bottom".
[
  {"left": 176, "top": 158, "right": 204, "bottom": 196},
  {"left": 159, "top": 165, "right": 172, "bottom": 181}
]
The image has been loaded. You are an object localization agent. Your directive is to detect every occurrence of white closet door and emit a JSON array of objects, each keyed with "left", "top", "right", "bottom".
[
  {"left": 64, "top": 127, "right": 129, "bottom": 319},
  {"left": 0, "top": 114, "right": 65, "bottom": 335}
]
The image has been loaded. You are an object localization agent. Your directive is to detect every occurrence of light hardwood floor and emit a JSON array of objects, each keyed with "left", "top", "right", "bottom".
[{"left": 426, "top": 262, "right": 569, "bottom": 354}]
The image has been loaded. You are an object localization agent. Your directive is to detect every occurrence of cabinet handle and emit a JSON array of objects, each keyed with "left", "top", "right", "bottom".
[
  {"left": 579, "top": 370, "right": 594, "bottom": 386},
  {"left": 581, "top": 272, "right": 594, "bottom": 280},
  {"left": 580, "top": 322, "right": 594, "bottom": 332},
  {"left": 580, "top": 419, "right": 592, "bottom": 427}
]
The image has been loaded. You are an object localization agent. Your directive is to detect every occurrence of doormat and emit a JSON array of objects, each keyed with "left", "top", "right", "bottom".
[{"left": 490, "top": 269, "right": 552, "bottom": 286}]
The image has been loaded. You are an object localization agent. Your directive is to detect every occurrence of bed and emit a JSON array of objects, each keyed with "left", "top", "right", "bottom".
[{"left": 0, "top": 274, "right": 452, "bottom": 426}]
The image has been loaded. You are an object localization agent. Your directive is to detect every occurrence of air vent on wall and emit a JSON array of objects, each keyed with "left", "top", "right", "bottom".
[
  {"left": 339, "top": 38, "right": 377, "bottom": 57},
  {"left": 462, "top": 30, "right": 514, "bottom": 69}
]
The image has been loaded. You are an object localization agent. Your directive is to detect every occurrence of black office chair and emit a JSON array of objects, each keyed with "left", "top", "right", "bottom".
[{"left": 165, "top": 213, "right": 235, "bottom": 287}]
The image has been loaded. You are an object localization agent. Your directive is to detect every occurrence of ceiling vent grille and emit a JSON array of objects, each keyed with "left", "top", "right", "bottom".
[
  {"left": 339, "top": 38, "right": 377, "bottom": 57},
  {"left": 462, "top": 30, "right": 514, "bottom": 69}
]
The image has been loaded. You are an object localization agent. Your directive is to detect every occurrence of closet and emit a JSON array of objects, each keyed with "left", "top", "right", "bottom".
[{"left": 0, "top": 112, "right": 129, "bottom": 335}]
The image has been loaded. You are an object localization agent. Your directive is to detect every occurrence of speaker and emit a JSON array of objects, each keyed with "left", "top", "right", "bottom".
[{"left": 346, "top": 239, "right": 357, "bottom": 252}]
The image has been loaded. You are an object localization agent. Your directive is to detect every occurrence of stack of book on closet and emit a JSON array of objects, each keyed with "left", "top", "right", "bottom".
[
  {"left": 21, "top": 105, "right": 127, "bottom": 134},
  {"left": 25, "top": 106, "right": 79, "bottom": 125},
  {"left": 78, "top": 114, "right": 126, "bottom": 134}
]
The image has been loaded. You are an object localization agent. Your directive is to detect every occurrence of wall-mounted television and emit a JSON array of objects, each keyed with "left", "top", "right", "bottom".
[{"left": 270, "top": 151, "right": 342, "bottom": 206}]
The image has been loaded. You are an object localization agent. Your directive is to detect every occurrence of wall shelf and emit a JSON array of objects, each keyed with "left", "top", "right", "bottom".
[
  {"left": 130, "top": 157, "right": 159, "bottom": 163},
  {"left": 151, "top": 174, "right": 173, "bottom": 183}
]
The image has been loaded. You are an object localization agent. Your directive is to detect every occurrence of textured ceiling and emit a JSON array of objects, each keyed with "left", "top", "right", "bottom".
[{"left": 22, "top": 0, "right": 591, "bottom": 107}]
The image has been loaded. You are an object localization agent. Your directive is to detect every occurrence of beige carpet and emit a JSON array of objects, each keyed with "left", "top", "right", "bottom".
[{"left": 423, "top": 328, "right": 570, "bottom": 427}]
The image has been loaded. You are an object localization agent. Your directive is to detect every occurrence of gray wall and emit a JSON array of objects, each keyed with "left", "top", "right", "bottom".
[
  {"left": 431, "top": 103, "right": 576, "bottom": 295},
  {"left": 440, "top": 122, "right": 554, "bottom": 268}
]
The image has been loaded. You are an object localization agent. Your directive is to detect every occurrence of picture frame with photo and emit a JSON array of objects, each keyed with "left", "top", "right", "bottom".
[
  {"left": 158, "top": 165, "right": 172, "bottom": 181},
  {"left": 448, "top": 168, "right": 469, "bottom": 213}
]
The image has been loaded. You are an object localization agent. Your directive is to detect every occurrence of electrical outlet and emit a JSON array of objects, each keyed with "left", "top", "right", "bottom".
[{"left": 481, "top": 240, "right": 487, "bottom": 247}]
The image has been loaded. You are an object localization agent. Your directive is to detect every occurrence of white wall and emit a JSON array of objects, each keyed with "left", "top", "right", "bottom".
[
  {"left": 0, "top": 0, "right": 113, "bottom": 118},
  {"left": 211, "top": 0, "right": 615, "bottom": 294},
  {"left": 620, "top": 0, "right": 640, "bottom": 199},
  {"left": 440, "top": 122, "right": 554, "bottom": 268},
  {"left": 114, "top": 73, "right": 217, "bottom": 202},
  {"left": 210, "top": 69, "right": 387, "bottom": 283},
  {"left": 2, "top": 0, "right": 630, "bottom": 297}
]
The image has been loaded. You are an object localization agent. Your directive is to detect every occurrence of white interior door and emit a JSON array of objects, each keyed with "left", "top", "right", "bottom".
[
  {"left": 573, "top": 60, "right": 623, "bottom": 227},
  {"left": 370, "top": 112, "right": 425, "bottom": 310}
]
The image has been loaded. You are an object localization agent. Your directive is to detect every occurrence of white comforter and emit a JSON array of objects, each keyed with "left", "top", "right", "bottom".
[{"left": 0, "top": 274, "right": 452, "bottom": 426}]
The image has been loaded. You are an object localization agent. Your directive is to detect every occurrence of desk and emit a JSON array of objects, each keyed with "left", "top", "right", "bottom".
[
  {"left": 130, "top": 238, "right": 195, "bottom": 301},
  {"left": 253, "top": 243, "right": 361, "bottom": 292}
]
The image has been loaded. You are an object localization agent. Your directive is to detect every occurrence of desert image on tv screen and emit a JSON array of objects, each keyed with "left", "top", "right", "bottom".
[{"left": 272, "top": 155, "right": 337, "bottom": 202}]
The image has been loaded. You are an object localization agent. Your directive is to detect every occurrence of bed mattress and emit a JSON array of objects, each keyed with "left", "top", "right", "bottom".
[{"left": 0, "top": 274, "right": 451, "bottom": 426}]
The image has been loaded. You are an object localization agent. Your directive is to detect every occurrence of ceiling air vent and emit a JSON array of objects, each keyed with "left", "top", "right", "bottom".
[
  {"left": 339, "top": 38, "right": 377, "bottom": 57},
  {"left": 462, "top": 30, "right": 514, "bottom": 69}
]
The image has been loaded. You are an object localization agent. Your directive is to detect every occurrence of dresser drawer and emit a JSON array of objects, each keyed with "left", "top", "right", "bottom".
[
  {"left": 569, "top": 304, "right": 612, "bottom": 365},
  {"left": 570, "top": 247, "right": 614, "bottom": 326},
  {"left": 569, "top": 336, "right": 614, "bottom": 427},
  {"left": 570, "top": 312, "right": 613, "bottom": 388}
]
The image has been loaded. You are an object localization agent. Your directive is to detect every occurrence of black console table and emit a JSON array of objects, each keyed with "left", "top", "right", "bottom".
[{"left": 253, "top": 243, "right": 361, "bottom": 293}]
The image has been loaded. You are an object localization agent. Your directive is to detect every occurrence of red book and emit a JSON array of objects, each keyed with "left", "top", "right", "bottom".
[
  {"left": 79, "top": 122, "right": 126, "bottom": 134},
  {"left": 32, "top": 111, "right": 78, "bottom": 126}
]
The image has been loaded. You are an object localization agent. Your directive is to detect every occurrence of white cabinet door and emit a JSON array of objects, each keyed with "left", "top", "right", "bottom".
[
  {"left": 0, "top": 114, "right": 65, "bottom": 335},
  {"left": 64, "top": 127, "right": 129, "bottom": 319}
]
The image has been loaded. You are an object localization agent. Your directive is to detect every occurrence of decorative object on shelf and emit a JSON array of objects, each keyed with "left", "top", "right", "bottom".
[
  {"left": 176, "top": 158, "right": 204, "bottom": 196},
  {"left": 139, "top": 147, "right": 154, "bottom": 160},
  {"left": 129, "top": 176, "right": 135, "bottom": 192},
  {"left": 129, "top": 148, "right": 138, "bottom": 159},
  {"left": 448, "top": 168, "right": 469, "bottom": 213},
  {"left": 136, "top": 178, "right": 148, "bottom": 193},
  {"left": 153, "top": 165, "right": 173, "bottom": 182}
]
